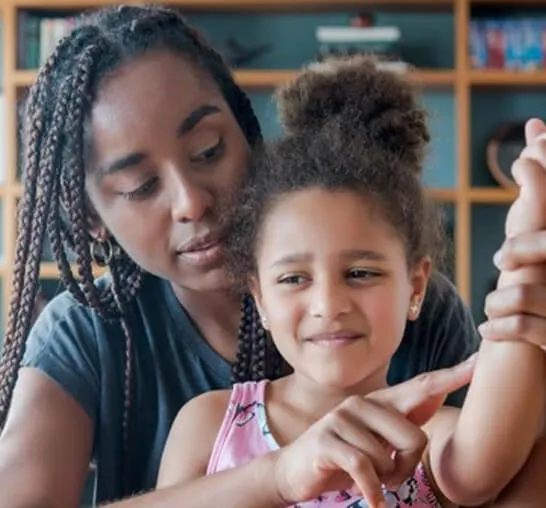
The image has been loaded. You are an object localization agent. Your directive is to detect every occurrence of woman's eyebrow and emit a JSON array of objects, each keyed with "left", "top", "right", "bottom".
[{"left": 177, "top": 104, "right": 221, "bottom": 137}]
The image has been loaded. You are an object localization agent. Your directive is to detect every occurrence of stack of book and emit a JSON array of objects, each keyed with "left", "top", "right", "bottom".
[
  {"left": 470, "top": 18, "right": 546, "bottom": 71},
  {"left": 17, "top": 12, "right": 76, "bottom": 69},
  {"left": 315, "top": 25, "right": 408, "bottom": 72}
]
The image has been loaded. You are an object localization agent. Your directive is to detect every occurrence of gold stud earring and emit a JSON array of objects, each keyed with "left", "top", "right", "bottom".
[{"left": 409, "top": 300, "right": 420, "bottom": 320}]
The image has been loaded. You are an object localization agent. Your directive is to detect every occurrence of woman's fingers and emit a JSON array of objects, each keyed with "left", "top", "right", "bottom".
[
  {"left": 518, "top": 134, "right": 546, "bottom": 166},
  {"left": 495, "top": 231, "right": 546, "bottom": 271},
  {"left": 479, "top": 314, "right": 546, "bottom": 349},
  {"left": 484, "top": 283, "right": 546, "bottom": 320},
  {"left": 510, "top": 154, "right": 546, "bottom": 194}
]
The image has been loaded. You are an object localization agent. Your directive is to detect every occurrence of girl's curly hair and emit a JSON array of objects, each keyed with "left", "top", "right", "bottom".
[{"left": 224, "top": 56, "right": 445, "bottom": 294}]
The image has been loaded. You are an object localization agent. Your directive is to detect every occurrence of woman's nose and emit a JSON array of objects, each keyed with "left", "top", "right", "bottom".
[{"left": 170, "top": 172, "right": 213, "bottom": 224}]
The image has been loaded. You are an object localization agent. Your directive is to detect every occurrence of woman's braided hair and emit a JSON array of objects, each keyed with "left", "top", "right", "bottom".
[{"left": 0, "top": 3, "right": 283, "bottom": 491}]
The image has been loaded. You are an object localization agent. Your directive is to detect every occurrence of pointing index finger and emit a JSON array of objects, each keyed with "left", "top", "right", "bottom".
[{"left": 368, "top": 355, "right": 477, "bottom": 418}]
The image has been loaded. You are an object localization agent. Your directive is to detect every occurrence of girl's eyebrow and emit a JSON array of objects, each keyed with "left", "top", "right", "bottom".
[{"left": 270, "top": 249, "right": 386, "bottom": 268}]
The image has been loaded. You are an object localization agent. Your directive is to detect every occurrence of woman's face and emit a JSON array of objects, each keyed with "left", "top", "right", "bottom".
[{"left": 85, "top": 50, "right": 250, "bottom": 292}]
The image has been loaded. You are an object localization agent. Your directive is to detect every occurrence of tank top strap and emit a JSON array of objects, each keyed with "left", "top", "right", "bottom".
[{"left": 206, "top": 380, "right": 269, "bottom": 474}]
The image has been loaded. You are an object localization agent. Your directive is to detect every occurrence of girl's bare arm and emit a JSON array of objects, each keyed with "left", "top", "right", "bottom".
[{"left": 426, "top": 148, "right": 546, "bottom": 506}]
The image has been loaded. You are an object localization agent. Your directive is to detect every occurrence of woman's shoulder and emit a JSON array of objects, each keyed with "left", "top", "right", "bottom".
[
  {"left": 30, "top": 272, "right": 165, "bottom": 329},
  {"left": 21, "top": 274, "right": 168, "bottom": 416}
]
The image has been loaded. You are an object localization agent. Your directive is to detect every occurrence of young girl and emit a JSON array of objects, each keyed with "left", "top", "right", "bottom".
[{"left": 157, "top": 56, "right": 546, "bottom": 507}]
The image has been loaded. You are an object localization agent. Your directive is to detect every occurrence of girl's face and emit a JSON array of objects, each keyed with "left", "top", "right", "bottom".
[
  {"left": 85, "top": 50, "right": 250, "bottom": 293},
  {"left": 252, "top": 188, "right": 430, "bottom": 393}
]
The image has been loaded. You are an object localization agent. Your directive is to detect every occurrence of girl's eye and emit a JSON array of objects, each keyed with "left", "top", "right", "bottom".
[
  {"left": 191, "top": 137, "right": 225, "bottom": 163},
  {"left": 348, "top": 269, "right": 379, "bottom": 280},
  {"left": 278, "top": 274, "right": 306, "bottom": 285},
  {"left": 120, "top": 177, "right": 159, "bottom": 202}
]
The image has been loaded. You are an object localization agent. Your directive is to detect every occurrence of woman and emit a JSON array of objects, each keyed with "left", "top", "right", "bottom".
[{"left": 0, "top": 5, "right": 545, "bottom": 508}]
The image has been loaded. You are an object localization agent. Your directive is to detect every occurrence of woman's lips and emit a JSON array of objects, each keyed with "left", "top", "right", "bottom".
[{"left": 177, "top": 239, "right": 223, "bottom": 267}]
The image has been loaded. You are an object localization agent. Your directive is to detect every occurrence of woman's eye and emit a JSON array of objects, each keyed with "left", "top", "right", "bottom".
[
  {"left": 278, "top": 274, "right": 306, "bottom": 285},
  {"left": 120, "top": 178, "right": 158, "bottom": 201},
  {"left": 191, "top": 137, "right": 225, "bottom": 163}
]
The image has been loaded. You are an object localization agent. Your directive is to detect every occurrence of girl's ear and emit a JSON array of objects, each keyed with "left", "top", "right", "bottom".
[
  {"left": 249, "top": 276, "right": 268, "bottom": 329},
  {"left": 407, "top": 256, "right": 431, "bottom": 321}
]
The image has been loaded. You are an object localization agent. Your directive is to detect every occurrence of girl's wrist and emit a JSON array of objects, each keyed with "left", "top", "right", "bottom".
[{"left": 253, "top": 450, "right": 288, "bottom": 507}]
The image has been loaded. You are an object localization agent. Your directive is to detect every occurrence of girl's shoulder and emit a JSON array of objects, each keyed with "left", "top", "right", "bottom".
[
  {"left": 158, "top": 387, "right": 233, "bottom": 487},
  {"left": 178, "top": 380, "right": 266, "bottom": 426}
]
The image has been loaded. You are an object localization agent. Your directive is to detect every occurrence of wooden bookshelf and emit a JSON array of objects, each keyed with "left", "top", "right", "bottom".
[
  {"left": 38, "top": 262, "right": 107, "bottom": 279},
  {"left": 148, "top": 0, "right": 455, "bottom": 11},
  {"left": 469, "top": 188, "right": 518, "bottom": 204},
  {"left": 470, "top": 70, "right": 546, "bottom": 86},
  {"left": 0, "top": 0, "right": 541, "bottom": 327},
  {"left": 12, "top": 68, "right": 456, "bottom": 89}
]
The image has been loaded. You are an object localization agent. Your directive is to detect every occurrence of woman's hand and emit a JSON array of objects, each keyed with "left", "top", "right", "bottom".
[
  {"left": 271, "top": 356, "right": 476, "bottom": 508},
  {"left": 480, "top": 118, "right": 546, "bottom": 349}
]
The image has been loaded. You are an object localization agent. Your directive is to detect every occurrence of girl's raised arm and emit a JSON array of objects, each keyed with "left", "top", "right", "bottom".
[{"left": 427, "top": 132, "right": 546, "bottom": 506}]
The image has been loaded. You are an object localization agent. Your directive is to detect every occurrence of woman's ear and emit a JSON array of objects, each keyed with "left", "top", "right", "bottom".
[
  {"left": 407, "top": 256, "right": 431, "bottom": 321},
  {"left": 88, "top": 226, "right": 109, "bottom": 243}
]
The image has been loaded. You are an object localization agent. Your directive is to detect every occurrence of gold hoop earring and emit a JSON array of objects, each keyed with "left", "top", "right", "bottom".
[{"left": 91, "top": 238, "right": 113, "bottom": 267}]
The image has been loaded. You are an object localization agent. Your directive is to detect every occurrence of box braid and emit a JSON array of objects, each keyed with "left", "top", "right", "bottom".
[
  {"left": 232, "top": 293, "right": 286, "bottom": 384},
  {"left": 0, "top": 3, "right": 283, "bottom": 492}
]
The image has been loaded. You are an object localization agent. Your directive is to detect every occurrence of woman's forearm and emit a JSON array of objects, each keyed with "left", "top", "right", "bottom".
[{"left": 102, "top": 453, "right": 284, "bottom": 508}]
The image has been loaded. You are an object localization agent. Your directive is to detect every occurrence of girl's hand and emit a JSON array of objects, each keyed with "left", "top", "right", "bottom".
[{"left": 272, "top": 356, "right": 476, "bottom": 508}]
